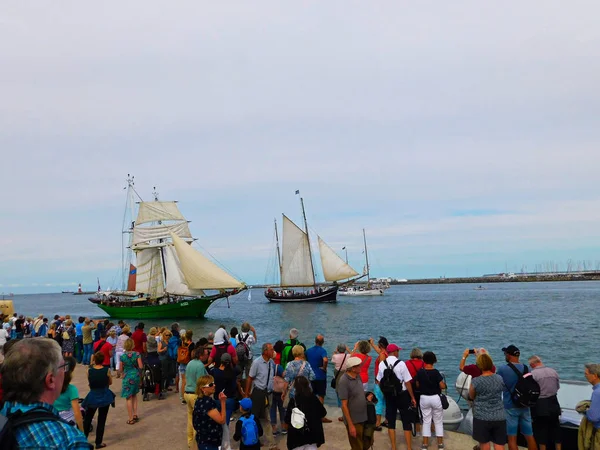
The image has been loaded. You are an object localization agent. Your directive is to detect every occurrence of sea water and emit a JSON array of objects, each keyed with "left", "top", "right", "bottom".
[{"left": 12, "top": 281, "right": 600, "bottom": 402}]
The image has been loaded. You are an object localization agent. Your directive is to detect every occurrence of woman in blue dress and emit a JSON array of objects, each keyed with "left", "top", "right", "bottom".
[{"left": 120, "top": 337, "right": 142, "bottom": 425}]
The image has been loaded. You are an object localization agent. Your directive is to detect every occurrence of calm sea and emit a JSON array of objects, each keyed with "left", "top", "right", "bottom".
[{"left": 11, "top": 281, "right": 600, "bottom": 401}]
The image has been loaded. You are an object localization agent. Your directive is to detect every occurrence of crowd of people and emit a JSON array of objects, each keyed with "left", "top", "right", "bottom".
[{"left": 0, "top": 311, "right": 598, "bottom": 450}]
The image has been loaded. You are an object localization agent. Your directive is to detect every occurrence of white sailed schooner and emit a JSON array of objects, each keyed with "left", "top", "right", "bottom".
[{"left": 265, "top": 193, "right": 361, "bottom": 303}]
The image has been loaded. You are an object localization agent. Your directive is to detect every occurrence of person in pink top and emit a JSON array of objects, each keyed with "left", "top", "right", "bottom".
[{"left": 370, "top": 336, "right": 389, "bottom": 430}]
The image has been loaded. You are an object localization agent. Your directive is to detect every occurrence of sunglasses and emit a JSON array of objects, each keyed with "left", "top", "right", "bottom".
[{"left": 202, "top": 382, "right": 215, "bottom": 388}]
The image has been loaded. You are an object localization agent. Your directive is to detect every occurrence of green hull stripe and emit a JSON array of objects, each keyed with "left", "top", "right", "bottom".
[{"left": 94, "top": 296, "right": 216, "bottom": 319}]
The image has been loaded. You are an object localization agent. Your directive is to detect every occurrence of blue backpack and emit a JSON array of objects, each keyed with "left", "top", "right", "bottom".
[
  {"left": 239, "top": 414, "right": 259, "bottom": 446},
  {"left": 167, "top": 335, "right": 181, "bottom": 360}
]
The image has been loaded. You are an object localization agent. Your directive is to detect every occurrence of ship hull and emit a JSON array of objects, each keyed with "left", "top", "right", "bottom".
[
  {"left": 88, "top": 295, "right": 220, "bottom": 319},
  {"left": 339, "top": 288, "right": 384, "bottom": 296},
  {"left": 265, "top": 286, "right": 338, "bottom": 303}
]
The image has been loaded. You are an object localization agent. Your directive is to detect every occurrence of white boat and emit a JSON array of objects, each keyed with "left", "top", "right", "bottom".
[
  {"left": 339, "top": 229, "right": 385, "bottom": 297},
  {"left": 339, "top": 286, "right": 384, "bottom": 296}
]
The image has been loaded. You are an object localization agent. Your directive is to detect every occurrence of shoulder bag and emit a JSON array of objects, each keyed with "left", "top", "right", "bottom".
[
  {"left": 273, "top": 364, "right": 286, "bottom": 393},
  {"left": 331, "top": 354, "right": 347, "bottom": 389},
  {"left": 283, "top": 361, "right": 305, "bottom": 408}
]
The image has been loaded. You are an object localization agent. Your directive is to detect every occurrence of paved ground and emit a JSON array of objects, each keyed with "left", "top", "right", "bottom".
[{"left": 71, "top": 366, "right": 503, "bottom": 449}]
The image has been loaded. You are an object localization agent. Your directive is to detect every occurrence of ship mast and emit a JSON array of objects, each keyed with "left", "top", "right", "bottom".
[
  {"left": 122, "top": 174, "right": 137, "bottom": 291},
  {"left": 299, "top": 193, "right": 317, "bottom": 289},
  {"left": 363, "top": 228, "right": 371, "bottom": 288},
  {"left": 274, "top": 218, "right": 282, "bottom": 284},
  {"left": 153, "top": 186, "right": 168, "bottom": 292}
]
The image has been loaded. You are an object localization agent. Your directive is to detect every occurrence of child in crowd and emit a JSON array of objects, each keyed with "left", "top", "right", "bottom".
[{"left": 233, "top": 398, "right": 263, "bottom": 450}]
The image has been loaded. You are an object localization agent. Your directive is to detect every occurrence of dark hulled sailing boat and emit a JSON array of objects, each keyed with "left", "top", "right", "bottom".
[{"left": 264, "top": 194, "right": 360, "bottom": 303}]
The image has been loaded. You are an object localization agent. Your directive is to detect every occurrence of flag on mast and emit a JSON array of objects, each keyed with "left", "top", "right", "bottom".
[{"left": 295, "top": 190, "right": 300, "bottom": 195}]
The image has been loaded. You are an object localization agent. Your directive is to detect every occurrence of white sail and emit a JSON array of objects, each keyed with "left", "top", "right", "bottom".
[
  {"left": 171, "top": 233, "right": 244, "bottom": 290},
  {"left": 132, "top": 222, "right": 192, "bottom": 247},
  {"left": 135, "top": 201, "right": 186, "bottom": 225},
  {"left": 318, "top": 236, "right": 359, "bottom": 282},
  {"left": 280, "top": 215, "right": 315, "bottom": 287},
  {"left": 163, "top": 245, "right": 206, "bottom": 297},
  {"left": 135, "top": 248, "right": 165, "bottom": 298}
]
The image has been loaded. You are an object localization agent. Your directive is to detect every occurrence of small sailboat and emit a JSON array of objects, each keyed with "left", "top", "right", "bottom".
[
  {"left": 264, "top": 193, "right": 361, "bottom": 303},
  {"left": 88, "top": 175, "right": 245, "bottom": 319},
  {"left": 339, "top": 229, "right": 384, "bottom": 296}
]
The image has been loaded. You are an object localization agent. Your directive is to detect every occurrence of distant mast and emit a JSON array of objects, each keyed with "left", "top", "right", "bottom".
[
  {"left": 363, "top": 228, "right": 370, "bottom": 287},
  {"left": 298, "top": 192, "right": 317, "bottom": 289}
]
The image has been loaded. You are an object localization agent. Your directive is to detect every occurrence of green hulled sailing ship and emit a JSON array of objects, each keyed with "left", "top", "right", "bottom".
[{"left": 88, "top": 176, "right": 245, "bottom": 319}]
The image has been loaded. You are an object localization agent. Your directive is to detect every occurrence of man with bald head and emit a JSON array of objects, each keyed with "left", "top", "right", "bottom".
[{"left": 306, "top": 334, "right": 332, "bottom": 421}]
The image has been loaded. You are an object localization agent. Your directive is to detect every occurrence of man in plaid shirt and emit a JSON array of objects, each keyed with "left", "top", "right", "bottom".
[{"left": 0, "top": 338, "right": 91, "bottom": 449}]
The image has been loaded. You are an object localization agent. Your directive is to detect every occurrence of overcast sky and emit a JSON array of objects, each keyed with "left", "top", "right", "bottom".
[{"left": 1, "top": 1, "right": 599, "bottom": 293}]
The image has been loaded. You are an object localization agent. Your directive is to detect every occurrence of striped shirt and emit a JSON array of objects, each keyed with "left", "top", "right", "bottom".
[{"left": 0, "top": 401, "right": 91, "bottom": 449}]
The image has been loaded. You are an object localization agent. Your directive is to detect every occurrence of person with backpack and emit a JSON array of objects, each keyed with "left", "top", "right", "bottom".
[
  {"left": 280, "top": 328, "right": 306, "bottom": 370},
  {"left": 237, "top": 322, "right": 257, "bottom": 378},
  {"left": 208, "top": 331, "right": 238, "bottom": 369},
  {"left": 234, "top": 397, "right": 263, "bottom": 450},
  {"left": 283, "top": 375, "right": 326, "bottom": 449},
  {"left": 375, "top": 343, "right": 417, "bottom": 450},
  {"left": 0, "top": 338, "right": 91, "bottom": 449},
  {"left": 496, "top": 345, "right": 539, "bottom": 450},
  {"left": 468, "top": 353, "right": 507, "bottom": 450},
  {"left": 177, "top": 330, "right": 194, "bottom": 403}
]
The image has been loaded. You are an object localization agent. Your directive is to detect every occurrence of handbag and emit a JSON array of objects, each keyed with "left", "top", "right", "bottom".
[
  {"left": 439, "top": 393, "right": 449, "bottom": 410},
  {"left": 330, "top": 354, "right": 347, "bottom": 389},
  {"left": 273, "top": 364, "right": 286, "bottom": 393}
]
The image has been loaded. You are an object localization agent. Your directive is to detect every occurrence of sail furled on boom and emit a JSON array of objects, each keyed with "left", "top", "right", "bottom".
[
  {"left": 163, "top": 245, "right": 206, "bottom": 296},
  {"left": 135, "top": 201, "right": 186, "bottom": 225},
  {"left": 132, "top": 222, "right": 192, "bottom": 247},
  {"left": 135, "top": 248, "right": 165, "bottom": 298},
  {"left": 170, "top": 233, "right": 244, "bottom": 290},
  {"left": 318, "top": 236, "right": 359, "bottom": 282},
  {"left": 280, "top": 215, "right": 315, "bottom": 287}
]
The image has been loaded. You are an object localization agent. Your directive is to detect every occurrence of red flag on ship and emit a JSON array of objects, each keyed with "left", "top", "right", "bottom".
[{"left": 127, "top": 264, "right": 137, "bottom": 291}]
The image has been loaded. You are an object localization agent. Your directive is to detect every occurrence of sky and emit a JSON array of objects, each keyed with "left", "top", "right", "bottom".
[{"left": 1, "top": 1, "right": 600, "bottom": 294}]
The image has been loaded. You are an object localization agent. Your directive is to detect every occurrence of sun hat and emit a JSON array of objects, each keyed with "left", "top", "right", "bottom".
[
  {"left": 240, "top": 398, "right": 253, "bottom": 411},
  {"left": 386, "top": 343, "right": 402, "bottom": 353},
  {"left": 345, "top": 356, "right": 363, "bottom": 369}
]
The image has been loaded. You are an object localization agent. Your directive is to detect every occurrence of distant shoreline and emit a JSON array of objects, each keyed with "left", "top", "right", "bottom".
[{"left": 251, "top": 273, "right": 600, "bottom": 288}]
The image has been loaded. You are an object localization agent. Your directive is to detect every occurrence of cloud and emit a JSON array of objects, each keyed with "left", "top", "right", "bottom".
[{"left": 1, "top": 1, "right": 599, "bottom": 289}]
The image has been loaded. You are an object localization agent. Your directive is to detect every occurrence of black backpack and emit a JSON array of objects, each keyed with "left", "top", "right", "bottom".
[
  {"left": 0, "top": 408, "right": 68, "bottom": 450},
  {"left": 379, "top": 360, "right": 403, "bottom": 396},
  {"left": 213, "top": 343, "right": 229, "bottom": 366},
  {"left": 235, "top": 334, "right": 250, "bottom": 365},
  {"left": 508, "top": 363, "right": 540, "bottom": 408}
]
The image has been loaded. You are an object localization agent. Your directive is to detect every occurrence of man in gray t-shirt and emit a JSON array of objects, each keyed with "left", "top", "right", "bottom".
[{"left": 337, "top": 356, "right": 367, "bottom": 450}]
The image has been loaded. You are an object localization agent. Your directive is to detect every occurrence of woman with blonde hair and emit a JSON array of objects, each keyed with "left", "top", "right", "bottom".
[
  {"left": 284, "top": 345, "right": 316, "bottom": 400},
  {"left": 120, "top": 338, "right": 143, "bottom": 424},
  {"left": 193, "top": 374, "right": 227, "bottom": 450}
]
